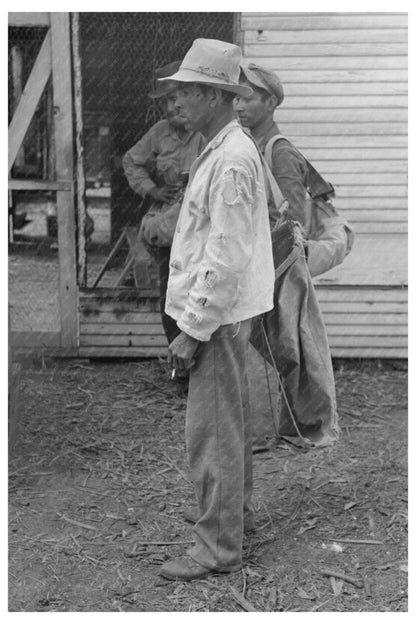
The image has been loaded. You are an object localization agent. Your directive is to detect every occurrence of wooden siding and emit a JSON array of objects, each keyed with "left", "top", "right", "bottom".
[
  {"left": 241, "top": 12, "right": 407, "bottom": 358},
  {"left": 78, "top": 282, "right": 407, "bottom": 360},
  {"left": 314, "top": 233, "right": 407, "bottom": 358},
  {"left": 78, "top": 290, "right": 169, "bottom": 358},
  {"left": 316, "top": 287, "right": 407, "bottom": 359},
  {"left": 241, "top": 12, "right": 408, "bottom": 236},
  {"left": 313, "top": 234, "right": 407, "bottom": 287}
]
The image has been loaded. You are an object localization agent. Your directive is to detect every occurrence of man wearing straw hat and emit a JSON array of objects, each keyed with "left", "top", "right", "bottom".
[{"left": 157, "top": 39, "right": 275, "bottom": 581}]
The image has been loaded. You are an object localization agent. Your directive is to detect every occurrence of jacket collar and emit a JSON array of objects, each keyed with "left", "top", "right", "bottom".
[
  {"left": 187, "top": 119, "right": 241, "bottom": 184},
  {"left": 202, "top": 119, "right": 241, "bottom": 153}
]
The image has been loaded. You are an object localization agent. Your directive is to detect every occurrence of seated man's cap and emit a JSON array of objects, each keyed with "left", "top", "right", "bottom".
[
  {"left": 148, "top": 61, "right": 182, "bottom": 99},
  {"left": 158, "top": 39, "right": 253, "bottom": 98},
  {"left": 240, "top": 63, "right": 284, "bottom": 106}
]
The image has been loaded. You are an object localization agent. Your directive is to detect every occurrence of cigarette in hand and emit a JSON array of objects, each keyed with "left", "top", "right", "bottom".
[{"left": 171, "top": 368, "right": 176, "bottom": 380}]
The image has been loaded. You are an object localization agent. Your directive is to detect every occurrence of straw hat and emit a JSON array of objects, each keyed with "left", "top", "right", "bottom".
[{"left": 158, "top": 39, "right": 252, "bottom": 97}]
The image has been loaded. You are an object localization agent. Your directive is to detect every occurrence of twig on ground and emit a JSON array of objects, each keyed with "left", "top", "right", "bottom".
[
  {"left": 307, "top": 494, "right": 324, "bottom": 509},
  {"left": 280, "top": 437, "right": 308, "bottom": 452},
  {"left": 229, "top": 585, "right": 258, "bottom": 612},
  {"left": 82, "top": 471, "right": 92, "bottom": 487},
  {"left": 319, "top": 567, "right": 363, "bottom": 588},
  {"left": 327, "top": 538, "right": 383, "bottom": 545},
  {"left": 77, "top": 386, "right": 96, "bottom": 397},
  {"left": 241, "top": 566, "right": 247, "bottom": 597},
  {"left": 313, "top": 478, "right": 348, "bottom": 491},
  {"left": 56, "top": 513, "right": 97, "bottom": 532},
  {"left": 258, "top": 501, "right": 274, "bottom": 531},
  {"left": 309, "top": 596, "right": 334, "bottom": 612},
  {"left": 70, "top": 533, "right": 82, "bottom": 550},
  {"left": 162, "top": 454, "right": 191, "bottom": 484},
  {"left": 362, "top": 575, "right": 372, "bottom": 597},
  {"left": 256, "top": 518, "right": 273, "bottom": 532},
  {"left": 289, "top": 492, "right": 304, "bottom": 521},
  {"left": 116, "top": 589, "right": 143, "bottom": 598},
  {"left": 116, "top": 563, "right": 130, "bottom": 582},
  {"left": 342, "top": 424, "right": 382, "bottom": 429},
  {"left": 9, "top": 459, "right": 45, "bottom": 477},
  {"left": 125, "top": 539, "right": 195, "bottom": 552},
  {"left": 138, "top": 376, "right": 176, "bottom": 396}
]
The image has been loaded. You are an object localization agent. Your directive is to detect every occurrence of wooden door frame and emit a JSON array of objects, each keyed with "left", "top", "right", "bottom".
[{"left": 8, "top": 12, "right": 78, "bottom": 353}]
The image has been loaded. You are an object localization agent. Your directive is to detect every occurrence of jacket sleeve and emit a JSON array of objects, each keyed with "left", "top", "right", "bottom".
[
  {"left": 122, "top": 127, "right": 158, "bottom": 197},
  {"left": 271, "top": 142, "right": 308, "bottom": 225},
  {"left": 177, "top": 161, "right": 256, "bottom": 341}
]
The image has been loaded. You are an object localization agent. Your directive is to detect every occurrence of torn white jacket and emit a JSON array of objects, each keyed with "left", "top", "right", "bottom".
[{"left": 165, "top": 120, "right": 275, "bottom": 342}]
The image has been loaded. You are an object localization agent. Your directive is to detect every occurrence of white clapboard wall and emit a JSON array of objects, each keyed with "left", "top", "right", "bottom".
[{"left": 240, "top": 12, "right": 408, "bottom": 358}]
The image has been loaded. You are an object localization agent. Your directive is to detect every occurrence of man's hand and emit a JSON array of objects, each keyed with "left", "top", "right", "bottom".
[
  {"left": 168, "top": 331, "right": 200, "bottom": 373},
  {"left": 148, "top": 185, "right": 178, "bottom": 204}
]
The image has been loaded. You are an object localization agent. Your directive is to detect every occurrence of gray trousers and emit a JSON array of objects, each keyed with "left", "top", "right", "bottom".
[{"left": 186, "top": 319, "right": 253, "bottom": 571}]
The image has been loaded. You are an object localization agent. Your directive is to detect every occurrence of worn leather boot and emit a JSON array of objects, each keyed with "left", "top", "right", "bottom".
[{"left": 160, "top": 556, "right": 213, "bottom": 581}]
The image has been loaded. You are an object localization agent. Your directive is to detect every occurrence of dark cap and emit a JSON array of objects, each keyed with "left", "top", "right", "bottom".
[
  {"left": 148, "top": 61, "right": 182, "bottom": 99},
  {"left": 239, "top": 63, "right": 284, "bottom": 106}
]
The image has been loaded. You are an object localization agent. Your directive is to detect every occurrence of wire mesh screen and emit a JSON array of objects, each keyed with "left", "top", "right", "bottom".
[
  {"left": 8, "top": 26, "right": 53, "bottom": 180},
  {"left": 78, "top": 12, "right": 235, "bottom": 287},
  {"left": 8, "top": 13, "right": 236, "bottom": 338},
  {"left": 8, "top": 25, "right": 60, "bottom": 334}
]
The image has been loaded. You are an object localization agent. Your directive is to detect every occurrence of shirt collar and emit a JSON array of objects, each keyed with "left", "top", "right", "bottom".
[
  {"left": 168, "top": 122, "right": 195, "bottom": 144},
  {"left": 255, "top": 120, "right": 280, "bottom": 153}
]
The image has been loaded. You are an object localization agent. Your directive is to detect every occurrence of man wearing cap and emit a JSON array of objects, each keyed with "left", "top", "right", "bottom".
[
  {"left": 235, "top": 64, "right": 309, "bottom": 225},
  {"left": 123, "top": 61, "right": 205, "bottom": 345},
  {"left": 157, "top": 39, "right": 275, "bottom": 581},
  {"left": 234, "top": 64, "right": 309, "bottom": 448},
  {"left": 236, "top": 65, "right": 346, "bottom": 447}
]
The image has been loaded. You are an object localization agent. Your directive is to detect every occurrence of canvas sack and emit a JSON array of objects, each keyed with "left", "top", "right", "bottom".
[{"left": 264, "top": 135, "right": 354, "bottom": 277}]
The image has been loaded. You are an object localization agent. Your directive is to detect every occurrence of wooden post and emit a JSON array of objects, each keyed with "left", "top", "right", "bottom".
[
  {"left": 50, "top": 13, "right": 78, "bottom": 350},
  {"left": 233, "top": 13, "right": 242, "bottom": 46},
  {"left": 8, "top": 308, "right": 22, "bottom": 451},
  {"left": 72, "top": 12, "right": 88, "bottom": 288},
  {"left": 11, "top": 45, "right": 25, "bottom": 169}
]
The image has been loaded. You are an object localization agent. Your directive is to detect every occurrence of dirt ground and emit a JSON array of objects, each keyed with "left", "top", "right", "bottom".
[{"left": 8, "top": 356, "right": 408, "bottom": 613}]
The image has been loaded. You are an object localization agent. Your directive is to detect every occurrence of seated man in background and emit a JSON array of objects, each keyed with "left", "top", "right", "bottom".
[{"left": 123, "top": 61, "right": 206, "bottom": 347}]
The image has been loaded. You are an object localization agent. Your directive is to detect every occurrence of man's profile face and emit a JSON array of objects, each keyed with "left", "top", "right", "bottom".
[
  {"left": 175, "top": 84, "right": 212, "bottom": 132},
  {"left": 160, "top": 93, "right": 187, "bottom": 128},
  {"left": 234, "top": 82, "right": 272, "bottom": 130}
]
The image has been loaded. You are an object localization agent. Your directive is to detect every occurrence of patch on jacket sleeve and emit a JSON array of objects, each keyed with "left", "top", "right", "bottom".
[{"left": 222, "top": 167, "right": 253, "bottom": 206}]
